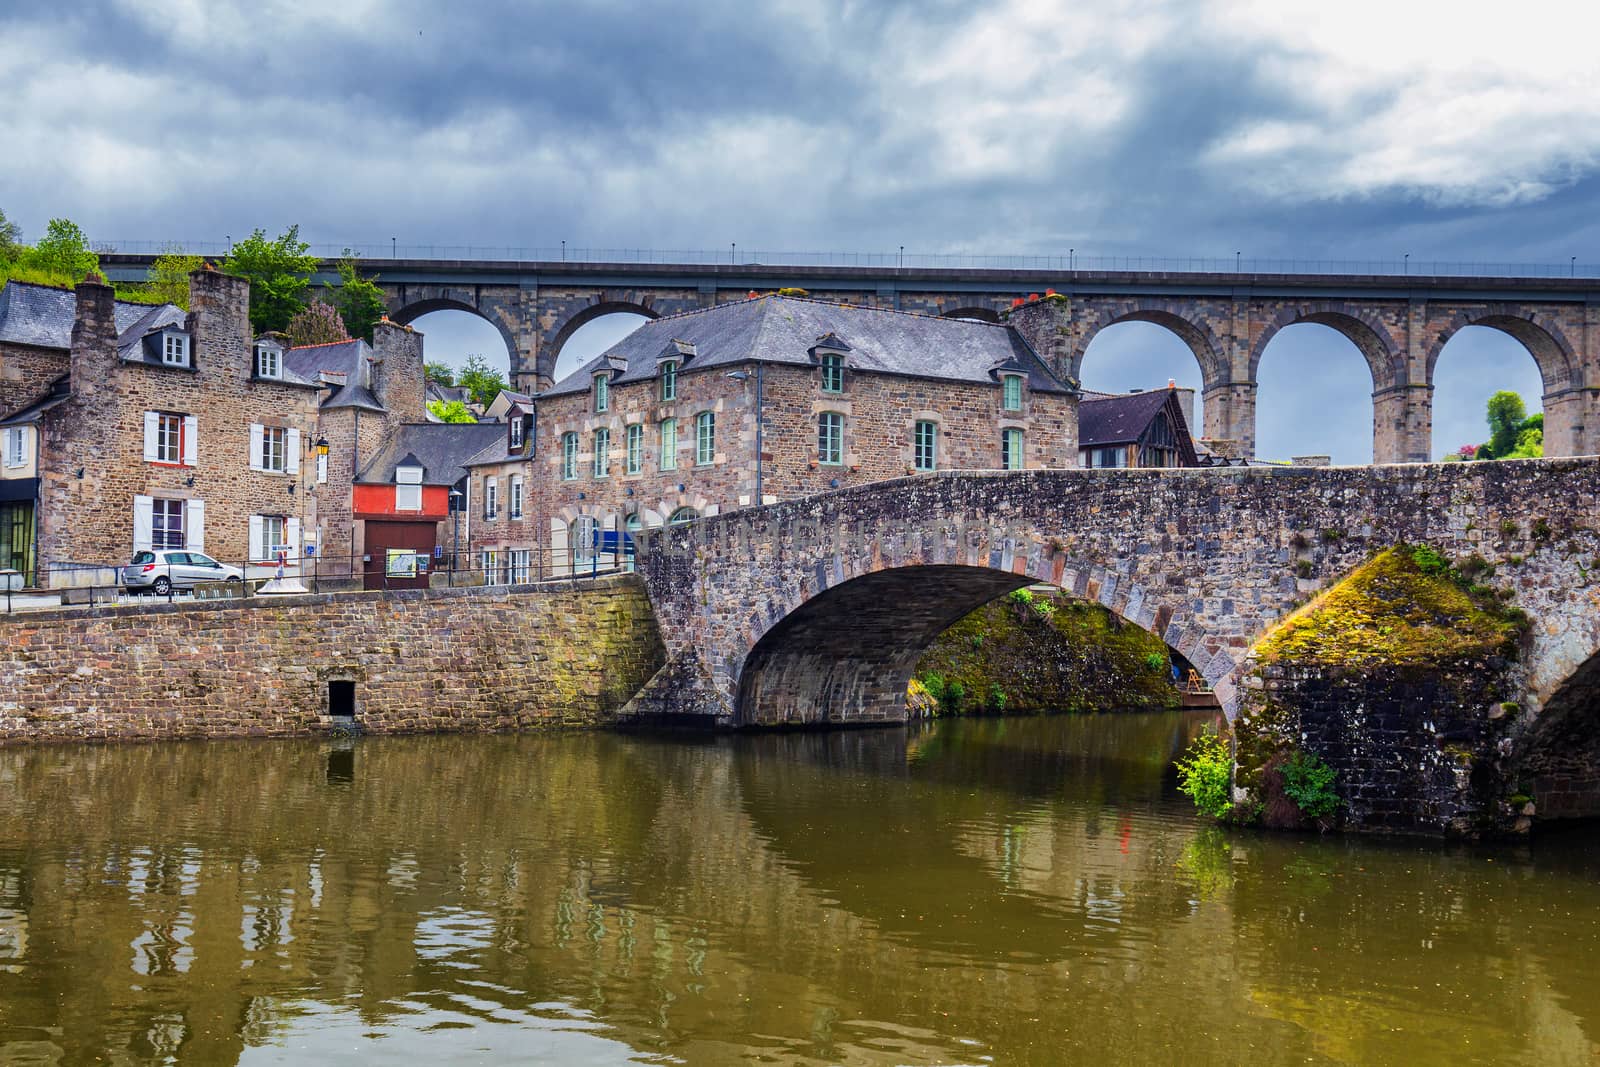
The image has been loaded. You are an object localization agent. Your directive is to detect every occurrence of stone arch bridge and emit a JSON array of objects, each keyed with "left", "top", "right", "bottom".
[
  {"left": 100, "top": 255, "right": 1600, "bottom": 461},
  {"left": 630, "top": 462, "right": 1600, "bottom": 743}
]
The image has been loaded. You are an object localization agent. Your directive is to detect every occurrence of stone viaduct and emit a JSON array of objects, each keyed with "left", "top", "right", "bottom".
[
  {"left": 629, "top": 461, "right": 1600, "bottom": 822},
  {"left": 93, "top": 255, "right": 1600, "bottom": 463}
]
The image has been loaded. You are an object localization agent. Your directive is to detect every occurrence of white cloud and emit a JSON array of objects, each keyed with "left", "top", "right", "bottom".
[{"left": 1200, "top": 0, "right": 1600, "bottom": 204}]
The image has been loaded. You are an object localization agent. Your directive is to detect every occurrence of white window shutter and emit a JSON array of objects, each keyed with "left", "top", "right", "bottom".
[
  {"left": 287, "top": 517, "right": 301, "bottom": 556},
  {"left": 316, "top": 452, "right": 327, "bottom": 484},
  {"left": 1, "top": 429, "right": 14, "bottom": 468},
  {"left": 249, "top": 424, "right": 264, "bottom": 471},
  {"left": 133, "top": 495, "right": 154, "bottom": 551},
  {"left": 286, "top": 428, "right": 301, "bottom": 474},
  {"left": 182, "top": 415, "right": 198, "bottom": 466},
  {"left": 248, "top": 515, "right": 264, "bottom": 561},
  {"left": 143, "top": 412, "right": 159, "bottom": 462},
  {"left": 186, "top": 499, "right": 205, "bottom": 551}
]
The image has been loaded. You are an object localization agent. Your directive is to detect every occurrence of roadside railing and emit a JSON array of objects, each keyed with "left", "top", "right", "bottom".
[
  {"left": 1, "top": 545, "right": 635, "bottom": 615},
  {"left": 91, "top": 243, "right": 1600, "bottom": 280}
]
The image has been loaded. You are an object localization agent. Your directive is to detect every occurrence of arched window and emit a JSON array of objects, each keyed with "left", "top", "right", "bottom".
[
  {"left": 572, "top": 515, "right": 598, "bottom": 564},
  {"left": 818, "top": 412, "right": 844, "bottom": 466},
  {"left": 668, "top": 507, "right": 699, "bottom": 525}
]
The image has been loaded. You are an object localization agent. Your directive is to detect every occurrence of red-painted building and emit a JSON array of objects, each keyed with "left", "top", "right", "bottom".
[{"left": 352, "top": 423, "right": 503, "bottom": 589}]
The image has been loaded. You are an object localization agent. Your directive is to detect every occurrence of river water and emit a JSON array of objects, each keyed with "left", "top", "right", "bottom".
[{"left": 0, "top": 713, "right": 1597, "bottom": 1065}]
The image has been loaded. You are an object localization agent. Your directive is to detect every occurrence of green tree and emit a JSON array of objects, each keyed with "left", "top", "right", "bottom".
[
  {"left": 425, "top": 362, "right": 456, "bottom": 386},
  {"left": 0, "top": 209, "right": 21, "bottom": 265},
  {"left": 427, "top": 399, "right": 477, "bottom": 423},
  {"left": 22, "top": 218, "right": 98, "bottom": 281},
  {"left": 457, "top": 354, "right": 507, "bottom": 408},
  {"left": 285, "top": 300, "right": 350, "bottom": 347},
  {"left": 222, "top": 225, "right": 319, "bottom": 334},
  {"left": 327, "top": 258, "right": 388, "bottom": 341},
  {"left": 142, "top": 247, "right": 204, "bottom": 309},
  {"left": 1470, "top": 392, "right": 1544, "bottom": 461}
]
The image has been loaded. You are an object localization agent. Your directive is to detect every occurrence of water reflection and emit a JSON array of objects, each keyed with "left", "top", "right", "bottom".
[{"left": 0, "top": 714, "right": 1595, "bottom": 1064}]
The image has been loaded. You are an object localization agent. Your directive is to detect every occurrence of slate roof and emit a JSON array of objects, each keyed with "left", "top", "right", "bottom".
[
  {"left": 356, "top": 422, "right": 505, "bottom": 485},
  {"left": 0, "top": 282, "right": 161, "bottom": 350},
  {"left": 0, "top": 375, "right": 71, "bottom": 425},
  {"left": 115, "top": 303, "right": 192, "bottom": 367},
  {"left": 285, "top": 339, "right": 387, "bottom": 411},
  {"left": 463, "top": 432, "right": 529, "bottom": 469},
  {"left": 540, "top": 295, "right": 1073, "bottom": 398},
  {"left": 1078, "top": 389, "right": 1183, "bottom": 447}
]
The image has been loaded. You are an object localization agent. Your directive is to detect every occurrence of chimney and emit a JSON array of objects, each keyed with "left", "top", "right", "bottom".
[
  {"left": 1006, "top": 295, "right": 1072, "bottom": 381},
  {"left": 371, "top": 318, "right": 426, "bottom": 423},
  {"left": 186, "top": 266, "right": 251, "bottom": 375},
  {"left": 69, "top": 274, "right": 118, "bottom": 398}
]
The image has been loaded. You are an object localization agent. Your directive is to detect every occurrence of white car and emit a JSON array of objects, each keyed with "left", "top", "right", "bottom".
[{"left": 123, "top": 550, "right": 244, "bottom": 596}]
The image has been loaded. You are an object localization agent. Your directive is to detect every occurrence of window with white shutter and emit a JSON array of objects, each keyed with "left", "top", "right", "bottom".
[
  {"left": 285, "top": 428, "right": 301, "bottom": 474},
  {"left": 182, "top": 415, "right": 197, "bottom": 466},
  {"left": 185, "top": 500, "right": 205, "bottom": 551},
  {"left": 249, "top": 424, "right": 265, "bottom": 472},
  {"left": 133, "top": 495, "right": 154, "bottom": 551},
  {"left": 2, "top": 427, "right": 24, "bottom": 468},
  {"left": 249, "top": 515, "right": 265, "bottom": 561},
  {"left": 143, "top": 412, "right": 161, "bottom": 462}
]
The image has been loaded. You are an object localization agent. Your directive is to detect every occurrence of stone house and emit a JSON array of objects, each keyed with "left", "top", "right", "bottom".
[
  {"left": 0, "top": 272, "right": 438, "bottom": 588},
  {"left": 1077, "top": 386, "right": 1200, "bottom": 468},
  {"left": 463, "top": 394, "right": 537, "bottom": 583},
  {"left": 528, "top": 294, "right": 1078, "bottom": 575},
  {"left": 0, "top": 272, "right": 325, "bottom": 585}
]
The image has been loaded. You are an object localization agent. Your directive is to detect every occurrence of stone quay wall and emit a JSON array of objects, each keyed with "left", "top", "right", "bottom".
[{"left": 0, "top": 577, "right": 664, "bottom": 744}]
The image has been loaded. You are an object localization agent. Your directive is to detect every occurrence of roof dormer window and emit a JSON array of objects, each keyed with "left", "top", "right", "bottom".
[
  {"left": 821, "top": 353, "right": 844, "bottom": 393},
  {"left": 162, "top": 331, "right": 191, "bottom": 368},
  {"left": 255, "top": 342, "right": 282, "bottom": 380},
  {"left": 593, "top": 372, "right": 609, "bottom": 413},
  {"left": 509, "top": 415, "right": 524, "bottom": 451},
  {"left": 1002, "top": 374, "right": 1024, "bottom": 412},
  {"left": 395, "top": 459, "right": 424, "bottom": 512}
]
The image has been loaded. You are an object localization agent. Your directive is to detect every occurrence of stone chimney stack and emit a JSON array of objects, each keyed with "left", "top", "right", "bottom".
[
  {"left": 1005, "top": 294, "right": 1074, "bottom": 383},
  {"left": 69, "top": 273, "right": 118, "bottom": 399},
  {"left": 370, "top": 318, "right": 425, "bottom": 423},
  {"left": 186, "top": 265, "right": 251, "bottom": 374}
]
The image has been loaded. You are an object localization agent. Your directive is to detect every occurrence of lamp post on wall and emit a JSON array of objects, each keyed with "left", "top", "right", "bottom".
[
  {"left": 726, "top": 366, "right": 765, "bottom": 508},
  {"left": 449, "top": 487, "right": 463, "bottom": 586}
]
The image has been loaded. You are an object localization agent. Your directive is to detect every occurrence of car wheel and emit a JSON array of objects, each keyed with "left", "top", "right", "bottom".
[{"left": 153, "top": 576, "right": 172, "bottom": 596}]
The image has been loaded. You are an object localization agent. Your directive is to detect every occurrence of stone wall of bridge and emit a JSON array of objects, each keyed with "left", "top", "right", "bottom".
[
  {"left": 0, "top": 578, "right": 663, "bottom": 744},
  {"left": 632, "top": 462, "right": 1600, "bottom": 730}
]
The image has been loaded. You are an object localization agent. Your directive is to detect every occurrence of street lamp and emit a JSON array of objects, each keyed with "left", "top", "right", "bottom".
[
  {"left": 727, "top": 366, "right": 764, "bottom": 507},
  {"left": 449, "top": 487, "right": 464, "bottom": 586}
]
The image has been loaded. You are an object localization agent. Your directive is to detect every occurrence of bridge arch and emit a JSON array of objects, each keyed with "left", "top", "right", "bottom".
[
  {"left": 388, "top": 296, "right": 522, "bottom": 380},
  {"left": 1248, "top": 305, "right": 1403, "bottom": 392},
  {"left": 1425, "top": 308, "right": 1580, "bottom": 457},
  {"left": 546, "top": 300, "right": 660, "bottom": 383},
  {"left": 939, "top": 306, "right": 1002, "bottom": 324},
  {"left": 1072, "top": 304, "right": 1228, "bottom": 385}
]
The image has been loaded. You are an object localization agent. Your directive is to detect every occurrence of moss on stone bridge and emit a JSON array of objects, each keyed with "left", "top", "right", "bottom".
[{"left": 913, "top": 590, "right": 1180, "bottom": 715}]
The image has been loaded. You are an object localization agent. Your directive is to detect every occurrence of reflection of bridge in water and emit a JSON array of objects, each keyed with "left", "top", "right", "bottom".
[{"left": 0, "top": 727, "right": 1596, "bottom": 1063}]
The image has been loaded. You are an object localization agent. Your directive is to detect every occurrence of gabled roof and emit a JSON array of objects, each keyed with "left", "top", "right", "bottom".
[
  {"left": 0, "top": 282, "right": 154, "bottom": 350},
  {"left": 115, "top": 304, "right": 190, "bottom": 367},
  {"left": 1078, "top": 389, "right": 1197, "bottom": 464},
  {"left": 356, "top": 421, "right": 505, "bottom": 485},
  {"left": 483, "top": 389, "right": 533, "bottom": 422},
  {"left": 539, "top": 294, "right": 1074, "bottom": 398}
]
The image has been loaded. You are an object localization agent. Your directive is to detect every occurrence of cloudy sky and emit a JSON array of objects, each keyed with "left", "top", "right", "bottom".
[{"left": 3, "top": 0, "right": 1592, "bottom": 462}]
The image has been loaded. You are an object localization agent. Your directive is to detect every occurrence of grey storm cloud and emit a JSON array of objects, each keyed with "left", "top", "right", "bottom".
[{"left": 2, "top": 0, "right": 1595, "bottom": 464}]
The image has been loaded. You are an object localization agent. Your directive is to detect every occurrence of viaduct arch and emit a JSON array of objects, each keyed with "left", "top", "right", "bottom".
[{"left": 93, "top": 255, "right": 1600, "bottom": 456}]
